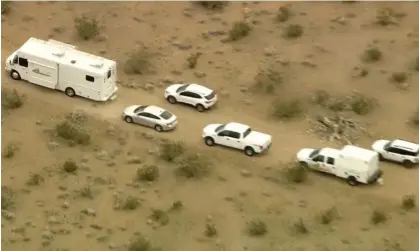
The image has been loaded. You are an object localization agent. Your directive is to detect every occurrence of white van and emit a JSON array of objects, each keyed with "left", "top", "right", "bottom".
[
  {"left": 4, "top": 37, "right": 118, "bottom": 101},
  {"left": 297, "top": 145, "right": 383, "bottom": 186}
]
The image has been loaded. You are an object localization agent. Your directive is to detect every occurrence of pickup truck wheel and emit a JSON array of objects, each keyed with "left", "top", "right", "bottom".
[
  {"left": 154, "top": 125, "right": 163, "bottom": 132},
  {"left": 124, "top": 116, "right": 133, "bottom": 123},
  {"left": 167, "top": 96, "right": 177, "bottom": 104},
  {"left": 244, "top": 147, "right": 255, "bottom": 157},
  {"left": 204, "top": 137, "right": 215, "bottom": 146},
  {"left": 347, "top": 176, "right": 358, "bottom": 186},
  {"left": 11, "top": 70, "right": 21, "bottom": 80},
  {"left": 65, "top": 87, "right": 76, "bottom": 97},
  {"left": 402, "top": 160, "right": 414, "bottom": 168},
  {"left": 196, "top": 104, "right": 205, "bottom": 112}
]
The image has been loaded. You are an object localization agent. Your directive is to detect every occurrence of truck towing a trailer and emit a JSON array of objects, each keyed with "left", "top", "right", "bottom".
[{"left": 5, "top": 37, "right": 118, "bottom": 101}]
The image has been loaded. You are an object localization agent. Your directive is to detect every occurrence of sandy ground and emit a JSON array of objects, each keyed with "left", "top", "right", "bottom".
[{"left": 1, "top": 2, "right": 419, "bottom": 251}]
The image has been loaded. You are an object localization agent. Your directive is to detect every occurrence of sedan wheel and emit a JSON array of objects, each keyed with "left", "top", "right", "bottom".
[
  {"left": 154, "top": 125, "right": 163, "bottom": 132},
  {"left": 124, "top": 116, "right": 133, "bottom": 123},
  {"left": 167, "top": 96, "right": 177, "bottom": 104},
  {"left": 205, "top": 137, "right": 215, "bottom": 146}
]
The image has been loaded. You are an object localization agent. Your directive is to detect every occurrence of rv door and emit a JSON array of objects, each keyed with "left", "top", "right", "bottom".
[{"left": 28, "top": 62, "right": 58, "bottom": 89}]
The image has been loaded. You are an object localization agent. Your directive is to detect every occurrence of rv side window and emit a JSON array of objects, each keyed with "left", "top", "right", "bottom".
[
  {"left": 326, "top": 157, "right": 335, "bottom": 165},
  {"left": 85, "top": 75, "right": 95, "bottom": 82},
  {"left": 107, "top": 70, "right": 111, "bottom": 79},
  {"left": 18, "top": 57, "right": 29, "bottom": 67}
]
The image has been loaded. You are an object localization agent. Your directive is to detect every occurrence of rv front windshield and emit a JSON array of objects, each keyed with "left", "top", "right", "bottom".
[{"left": 309, "top": 149, "right": 321, "bottom": 159}]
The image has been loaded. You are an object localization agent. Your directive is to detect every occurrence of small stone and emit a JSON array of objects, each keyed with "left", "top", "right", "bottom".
[
  {"left": 194, "top": 71, "right": 206, "bottom": 78},
  {"left": 95, "top": 150, "right": 109, "bottom": 161},
  {"left": 263, "top": 46, "right": 276, "bottom": 56},
  {"left": 36, "top": 120, "right": 42, "bottom": 125},
  {"left": 47, "top": 141, "right": 59, "bottom": 150},
  {"left": 144, "top": 82, "right": 154, "bottom": 91},
  {"left": 126, "top": 156, "right": 142, "bottom": 164},
  {"left": 240, "top": 169, "right": 252, "bottom": 177},
  {"left": 62, "top": 201, "right": 70, "bottom": 209},
  {"left": 81, "top": 208, "right": 96, "bottom": 216},
  {"left": 2, "top": 211, "right": 15, "bottom": 221},
  {"left": 41, "top": 230, "right": 54, "bottom": 240},
  {"left": 47, "top": 216, "right": 60, "bottom": 225}
]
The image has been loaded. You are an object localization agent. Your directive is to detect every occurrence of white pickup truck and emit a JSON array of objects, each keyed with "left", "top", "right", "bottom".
[
  {"left": 296, "top": 145, "right": 383, "bottom": 186},
  {"left": 202, "top": 122, "right": 272, "bottom": 156}
]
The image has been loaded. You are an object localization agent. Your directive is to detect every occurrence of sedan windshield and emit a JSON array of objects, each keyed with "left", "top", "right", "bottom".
[
  {"left": 160, "top": 111, "right": 173, "bottom": 120},
  {"left": 309, "top": 149, "right": 321, "bottom": 158},
  {"left": 215, "top": 124, "right": 225, "bottom": 132},
  {"left": 176, "top": 84, "right": 190, "bottom": 93}
]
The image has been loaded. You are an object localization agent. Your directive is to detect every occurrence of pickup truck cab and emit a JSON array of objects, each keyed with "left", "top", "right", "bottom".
[
  {"left": 297, "top": 145, "right": 383, "bottom": 186},
  {"left": 202, "top": 122, "right": 272, "bottom": 156}
]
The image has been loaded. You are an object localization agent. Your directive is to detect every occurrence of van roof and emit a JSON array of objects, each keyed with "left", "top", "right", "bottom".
[
  {"left": 18, "top": 37, "right": 115, "bottom": 76},
  {"left": 340, "top": 145, "right": 377, "bottom": 162}
]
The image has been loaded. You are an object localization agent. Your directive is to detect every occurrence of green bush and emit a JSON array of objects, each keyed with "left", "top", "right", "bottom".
[
  {"left": 176, "top": 153, "right": 211, "bottom": 179},
  {"left": 362, "top": 47, "right": 382, "bottom": 63},
  {"left": 150, "top": 209, "right": 169, "bottom": 225},
  {"left": 370, "top": 210, "right": 387, "bottom": 224},
  {"left": 2, "top": 89, "right": 24, "bottom": 110},
  {"left": 55, "top": 120, "right": 91, "bottom": 145},
  {"left": 228, "top": 21, "right": 251, "bottom": 41},
  {"left": 348, "top": 93, "right": 375, "bottom": 115},
  {"left": 272, "top": 100, "right": 302, "bottom": 120},
  {"left": 390, "top": 72, "right": 407, "bottom": 83},
  {"left": 401, "top": 195, "right": 416, "bottom": 210},
  {"left": 159, "top": 140, "right": 185, "bottom": 162},
  {"left": 63, "top": 159, "right": 78, "bottom": 173},
  {"left": 74, "top": 16, "right": 100, "bottom": 40},
  {"left": 276, "top": 6, "right": 291, "bottom": 22},
  {"left": 283, "top": 24, "right": 303, "bottom": 39},
  {"left": 136, "top": 165, "right": 159, "bottom": 182},
  {"left": 128, "top": 234, "right": 156, "bottom": 251}
]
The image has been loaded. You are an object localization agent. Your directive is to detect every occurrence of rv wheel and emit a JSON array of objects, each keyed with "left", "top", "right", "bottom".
[
  {"left": 65, "top": 88, "right": 76, "bottom": 97},
  {"left": 347, "top": 176, "right": 358, "bottom": 186},
  {"left": 10, "top": 70, "right": 21, "bottom": 80}
]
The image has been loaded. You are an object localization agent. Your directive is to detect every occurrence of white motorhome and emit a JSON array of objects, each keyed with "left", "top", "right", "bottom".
[
  {"left": 297, "top": 145, "right": 383, "bottom": 186},
  {"left": 4, "top": 37, "right": 118, "bottom": 101}
]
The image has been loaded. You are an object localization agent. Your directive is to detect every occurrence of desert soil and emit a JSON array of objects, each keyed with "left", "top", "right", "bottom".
[{"left": 1, "top": 2, "right": 419, "bottom": 251}]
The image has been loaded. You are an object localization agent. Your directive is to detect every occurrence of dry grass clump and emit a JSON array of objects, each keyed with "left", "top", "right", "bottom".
[
  {"left": 196, "top": 1, "right": 227, "bottom": 11},
  {"left": 2, "top": 142, "right": 19, "bottom": 159},
  {"left": 26, "top": 173, "right": 45, "bottom": 186},
  {"left": 253, "top": 68, "right": 283, "bottom": 94},
  {"left": 2, "top": 89, "right": 25, "bottom": 110},
  {"left": 276, "top": 6, "right": 291, "bottom": 22},
  {"left": 74, "top": 16, "right": 100, "bottom": 40},
  {"left": 246, "top": 219, "right": 267, "bottom": 236},
  {"left": 375, "top": 8, "right": 404, "bottom": 26},
  {"left": 271, "top": 100, "right": 303, "bottom": 120},
  {"left": 159, "top": 140, "right": 185, "bottom": 162},
  {"left": 362, "top": 47, "right": 383, "bottom": 63},
  {"left": 186, "top": 52, "right": 202, "bottom": 69},
  {"left": 315, "top": 92, "right": 376, "bottom": 116},
  {"left": 1, "top": 186, "right": 15, "bottom": 210},
  {"left": 62, "top": 159, "right": 78, "bottom": 173},
  {"left": 413, "top": 55, "right": 419, "bottom": 71},
  {"left": 128, "top": 233, "right": 158, "bottom": 251},
  {"left": 55, "top": 120, "right": 91, "bottom": 145},
  {"left": 283, "top": 24, "right": 304, "bottom": 39},
  {"left": 1, "top": 1, "right": 11, "bottom": 15},
  {"left": 176, "top": 153, "right": 211, "bottom": 179},
  {"left": 228, "top": 21, "right": 251, "bottom": 41},
  {"left": 390, "top": 72, "right": 408, "bottom": 84},
  {"left": 149, "top": 209, "right": 169, "bottom": 225},
  {"left": 370, "top": 209, "right": 388, "bottom": 225},
  {"left": 409, "top": 108, "right": 419, "bottom": 129},
  {"left": 114, "top": 195, "right": 141, "bottom": 211},
  {"left": 293, "top": 218, "right": 309, "bottom": 234},
  {"left": 282, "top": 162, "right": 308, "bottom": 183},
  {"left": 123, "top": 48, "right": 155, "bottom": 75},
  {"left": 401, "top": 194, "right": 416, "bottom": 210},
  {"left": 319, "top": 207, "right": 339, "bottom": 225},
  {"left": 136, "top": 165, "right": 160, "bottom": 182},
  {"left": 205, "top": 223, "right": 217, "bottom": 237}
]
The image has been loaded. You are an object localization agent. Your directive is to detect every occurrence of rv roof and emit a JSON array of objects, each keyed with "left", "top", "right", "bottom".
[
  {"left": 340, "top": 145, "right": 377, "bottom": 162},
  {"left": 18, "top": 37, "right": 115, "bottom": 75}
]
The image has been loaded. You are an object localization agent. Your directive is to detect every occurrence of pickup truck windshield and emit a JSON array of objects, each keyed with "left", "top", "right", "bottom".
[
  {"left": 215, "top": 124, "right": 225, "bottom": 132},
  {"left": 160, "top": 111, "right": 173, "bottom": 120},
  {"left": 243, "top": 128, "right": 252, "bottom": 138},
  {"left": 176, "top": 84, "right": 190, "bottom": 93},
  {"left": 309, "top": 149, "right": 321, "bottom": 158}
]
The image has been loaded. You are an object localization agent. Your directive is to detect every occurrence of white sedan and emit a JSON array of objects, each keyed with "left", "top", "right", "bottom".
[
  {"left": 202, "top": 122, "right": 272, "bottom": 156},
  {"left": 122, "top": 105, "right": 178, "bottom": 132},
  {"left": 164, "top": 83, "right": 217, "bottom": 112}
]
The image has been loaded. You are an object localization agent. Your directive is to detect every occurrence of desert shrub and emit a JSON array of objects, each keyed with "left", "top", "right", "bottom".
[
  {"left": 347, "top": 93, "right": 375, "bottom": 115},
  {"left": 128, "top": 234, "right": 156, "bottom": 251},
  {"left": 66, "top": 110, "right": 88, "bottom": 125},
  {"left": 150, "top": 209, "right": 169, "bottom": 225},
  {"left": 246, "top": 219, "right": 267, "bottom": 236},
  {"left": 26, "top": 173, "right": 45, "bottom": 186},
  {"left": 176, "top": 153, "right": 211, "bottom": 179},
  {"left": 362, "top": 47, "right": 382, "bottom": 63},
  {"left": 276, "top": 6, "right": 291, "bottom": 22},
  {"left": 63, "top": 159, "right": 78, "bottom": 173},
  {"left": 2, "top": 89, "right": 24, "bottom": 110},
  {"left": 375, "top": 8, "right": 398, "bottom": 26},
  {"left": 77, "top": 185, "right": 94, "bottom": 199},
  {"left": 414, "top": 55, "right": 419, "bottom": 71},
  {"left": 228, "top": 21, "right": 251, "bottom": 41},
  {"left": 205, "top": 223, "right": 217, "bottom": 237},
  {"left": 370, "top": 210, "right": 387, "bottom": 224},
  {"left": 196, "top": 1, "right": 227, "bottom": 10},
  {"left": 1, "top": 1, "right": 11, "bottom": 15},
  {"left": 253, "top": 68, "right": 283, "bottom": 93},
  {"left": 170, "top": 200, "right": 183, "bottom": 211},
  {"left": 271, "top": 100, "right": 303, "bottom": 120},
  {"left": 1, "top": 186, "right": 15, "bottom": 210},
  {"left": 159, "top": 140, "right": 185, "bottom": 162},
  {"left": 74, "top": 16, "right": 99, "bottom": 40},
  {"left": 311, "top": 90, "right": 330, "bottom": 106},
  {"left": 319, "top": 207, "right": 338, "bottom": 225},
  {"left": 121, "top": 196, "right": 140, "bottom": 210},
  {"left": 186, "top": 52, "right": 202, "bottom": 69},
  {"left": 294, "top": 218, "right": 308, "bottom": 234},
  {"left": 136, "top": 165, "right": 159, "bottom": 182},
  {"left": 409, "top": 108, "right": 419, "bottom": 128},
  {"left": 283, "top": 24, "right": 303, "bottom": 39},
  {"left": 390, "top": 72, "right": 407, "bottom": 83},
  {"left": 2, "top": 142, "right": 19, "bottom": 159},
  {"left": 55, "top": 120, "right": 91, "bottom": 145},
  {"left": 283, "top": 162, "right": 308, "bottom": 183},
  {"left": 123, "top": 49, "right": 154, "bottom": 75},
  {"left": 401, "top": 195, "right": 416, "bottom": 210}
]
